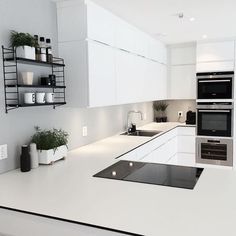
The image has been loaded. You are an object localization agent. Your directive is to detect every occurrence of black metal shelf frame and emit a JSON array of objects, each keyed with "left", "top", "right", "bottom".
[{"left": 2, "top": 46, "right": 66, "bottom": 113}]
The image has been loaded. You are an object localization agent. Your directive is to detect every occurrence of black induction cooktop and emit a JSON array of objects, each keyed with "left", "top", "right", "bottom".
[{"left": 94, "top": 161, "right": 204, "bottom": 190}]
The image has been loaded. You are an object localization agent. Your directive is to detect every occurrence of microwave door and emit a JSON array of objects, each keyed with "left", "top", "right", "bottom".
[
  {"left": 198, "top": 79, "right": 232, "bottom": 99},
  {"left": 197, "top": 109, "right": 232, "bottom": 137}
]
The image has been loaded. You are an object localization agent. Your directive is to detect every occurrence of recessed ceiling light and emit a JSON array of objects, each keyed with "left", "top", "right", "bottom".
[
  {"left": 190, "top": 17, "right": 195, "bottom": 22},
  {"left": 202, "top": 34, "right": 208, "bottom": 39}
]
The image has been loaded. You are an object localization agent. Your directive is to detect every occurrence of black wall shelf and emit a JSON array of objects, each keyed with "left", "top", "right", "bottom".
[{"left": 2, "top": 46, "right": 66, "bottom": 113}]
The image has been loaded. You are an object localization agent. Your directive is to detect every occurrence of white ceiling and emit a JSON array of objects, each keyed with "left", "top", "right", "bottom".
[{"left": 89, "top": 0, "right": 236, "bottom": 44}]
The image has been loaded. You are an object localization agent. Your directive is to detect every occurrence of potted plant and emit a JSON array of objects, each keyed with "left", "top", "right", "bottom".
[
  {"left": 31, "top": 127, "right": 69, "bottom": 165},
  {"left": 10, "top": 31, "right": 38, "bottom": 60},
  {"left": 153, "top": 101, "right": 169, "bottom": 122}
]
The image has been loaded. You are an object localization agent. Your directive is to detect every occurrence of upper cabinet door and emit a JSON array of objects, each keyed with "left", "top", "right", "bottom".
[
  {"left": 114, "top": 18, "right": 135, "bottom": 52},
  {"left": 147, "top": 37, "right": 167, "bottom": 64},
  {"left": 169, "top": 65, "right": 196, "bottom": 99},
  {"left": 133, "top": 31, "right": 148, "bottom": 57},
  {"left": 197, "top": 41, "right": 235, "bottom": 62},
  {"left": 87, "top": 41, "right": 116, "bottom": 107},
  {"left": 116, "top": 50, "right": 137, "bottom": 104},
  {"left": 87, "top": 1, "right": 115, "bottom": 46}
]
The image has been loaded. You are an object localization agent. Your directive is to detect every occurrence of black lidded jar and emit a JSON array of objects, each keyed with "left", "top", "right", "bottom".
[{"left": 20, "top": 145, "right": 31, "bottom": 172}]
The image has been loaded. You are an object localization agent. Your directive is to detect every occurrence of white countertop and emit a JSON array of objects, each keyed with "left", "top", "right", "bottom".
[{"left": 0, "top": 122, "right": 236, "bottom": 236}]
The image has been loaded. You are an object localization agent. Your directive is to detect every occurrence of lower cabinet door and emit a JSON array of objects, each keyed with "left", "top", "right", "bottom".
[
  {"left": 118, "top": 150, "right": 137, "bottom": 161},
  {"left": 178, "top": 136, "right": 195, "bottom": 154}
]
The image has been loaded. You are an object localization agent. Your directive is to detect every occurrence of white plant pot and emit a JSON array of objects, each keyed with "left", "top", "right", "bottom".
[
  {"left": 38, "top": 145, "right": 68, "bottom": 165},
  {"left": 16, "top": 46, "right": 35, "bottom": 60}
]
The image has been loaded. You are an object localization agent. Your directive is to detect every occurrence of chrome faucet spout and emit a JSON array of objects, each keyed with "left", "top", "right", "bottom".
[{"left": 127, "top": 110, "right": 143, "bottom": 132}]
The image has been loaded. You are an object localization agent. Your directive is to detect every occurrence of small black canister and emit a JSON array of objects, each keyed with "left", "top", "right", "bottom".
[{"left": 20, "top": 145, "right": 31, "bottom": 172}]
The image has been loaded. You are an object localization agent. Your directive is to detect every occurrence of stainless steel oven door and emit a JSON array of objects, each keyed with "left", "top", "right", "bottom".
[
  {"left": 197, "top": 108, "right": 232, "bottom": 137},
  {"left": 196, "top": 137, "right": 233, "bottom": 166}
]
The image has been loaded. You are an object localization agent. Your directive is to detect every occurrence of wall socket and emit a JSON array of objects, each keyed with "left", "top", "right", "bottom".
[
  {"left": 0, "top": 144, "right": 8, "bottom": 160},
  {"left": 82, "top": 126, "right": 88, "bottom": 137},
  {"left": 178, "top": 111, "right": 183, "bottom": 117}
]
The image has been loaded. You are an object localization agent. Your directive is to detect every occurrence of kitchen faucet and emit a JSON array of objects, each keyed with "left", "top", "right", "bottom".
[{"left": 127, "top": 110, "right": 143, "bottom": 133}]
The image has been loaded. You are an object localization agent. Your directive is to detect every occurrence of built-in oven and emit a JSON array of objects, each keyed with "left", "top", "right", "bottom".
[
  {"left": 197, "top": 103, "right": 233, "bottom": 137},
  {"left": 196, "top": 137, "right": 233, "bottom": 166},
  {"left": 197, "top": 71, "right": 234, "bottom": 99}
]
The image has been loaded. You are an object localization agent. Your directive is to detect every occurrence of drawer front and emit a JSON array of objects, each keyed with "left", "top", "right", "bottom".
[
  {"left": 178, "top": 136, "right": 196, "bottom": 153},
  {"left": 118, "top": 150, "right": 137, "bottom": 161},
  {"left": 177, "top": 127, "right": 195, "bottom": 136}
]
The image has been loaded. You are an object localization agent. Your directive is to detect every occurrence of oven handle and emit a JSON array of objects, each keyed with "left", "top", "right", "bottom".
[
  {"left": 198, "top": 80, "right": 231, "bottom": 83},
  {"left": 198, "top": 110, "right": 231, "bottom": 113}
]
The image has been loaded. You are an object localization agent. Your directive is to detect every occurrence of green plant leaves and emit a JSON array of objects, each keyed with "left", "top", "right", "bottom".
[
  {"left": 10, "top": 30, "right": 39, "bottom": 48},
  {"left": 31, "top": 128, "right": 69, "bottom": 151}
]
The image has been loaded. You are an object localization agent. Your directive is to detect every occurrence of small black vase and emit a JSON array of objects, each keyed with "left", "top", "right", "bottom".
[{"left": 20, "top": 145, "right": 31, "bottom": 172}]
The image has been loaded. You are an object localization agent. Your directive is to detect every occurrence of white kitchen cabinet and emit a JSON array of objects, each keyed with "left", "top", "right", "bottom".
[
  {"left": 169, "top": 65, "right": 196, "bottom": 99},
  {"left": 119, "top": 150, "right": 138, "bottom": 161},
  {"left": 168, "top": 153, "right": 196, "bottom": 167},
  {"left": 178, "top": 136, "right": 195, "bottom": 154},
  {"left": 57, "top": 0, "right": 168, "bottom": 107},
  {"left": 147, "top": 37, "right": 167, "bottom": 64},
  {"left": 133, "top": 31, "right": 149, "bottom": 57},
  {"left": 57, "top": 0, "right": 115, "bottom": 46},
  {"left": 157, "top": 64, "right": 167, "bottom": 100},
  {"left": 196, "top": 41, "right": 235, "bottom": 72},
  {"left": 168, "top": 44, "right": 196, "bottom": 99},
  {"left": 116, "top": 50, "right": 137, "bottom": 104},
  {"left": 59, "top": 40, "right": 116, "bottom": 107},
  {"left": 177, "top": 127, "right": 195, "bottom": 154},
  {"left": 87, "top": 41, "right": 116, "bottom": 107},
  {"left": 170, "top": 45, "right": 196, "bottom": 65},
  {"left": 197, "top": 41, "right": 235, "bottom": 62},
  {"left": 115, "top": 19, "right": 136, "bottom": 53},
  {"left": 120, "top": 127, "right": 195, "bottom": 167},
  {"left": 196, "top": 61, "right": 235, "bottom": 72}
]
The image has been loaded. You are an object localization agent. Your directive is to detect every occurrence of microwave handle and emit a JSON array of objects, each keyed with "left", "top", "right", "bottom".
[
  {"left": 198, "top": 80, "right": 231, "bottom": 83},
  {"left": 198, "top": 110, "right": 231, "bottom": 113}
]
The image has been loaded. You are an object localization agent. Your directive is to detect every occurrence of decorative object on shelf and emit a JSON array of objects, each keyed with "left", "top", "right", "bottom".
[
  {"left": 45, "top": 93, "right": 54, "bottom": 103},
  {"left": 34, "top": 35, "right": 41, "bottom": 61},
  {"left": 31, "top": 127, "right": 69, "bottom": 165},
  {"left": 153, "top": 101, "right": 169, "bottom": 122},
  {"left": 20, "top": 145, "right": 31, "bottom": 172},
  {"left": 20, "top": 72, "right": 34, "bottom": 85},
  {"left": 46, "top": 38, "right": 53, "bottom": 63},
  {"left": 49, "top": 74, "right": 56, "bottom": 86},
  {"left": 10, "top": 31, "right": 38, "bottom": 60},
  {"left": 1, "top": 46, "right": 66, "bottom": 113},
  {"left": 36, "top": 92, "right": 46, "bottom": 104},
  {"left": 24, "top": 92, "right": 35, "bottom": 104},
  {"left": 39, "top": 37, "right": 47, "bottom": 62},
  {"left": 29, "top": 143, "right": 39, "bottom": 169}
]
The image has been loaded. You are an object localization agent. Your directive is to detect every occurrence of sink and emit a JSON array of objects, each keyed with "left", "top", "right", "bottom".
[{"left": 121, "top": 130, "right": 162, "bottom": 137}]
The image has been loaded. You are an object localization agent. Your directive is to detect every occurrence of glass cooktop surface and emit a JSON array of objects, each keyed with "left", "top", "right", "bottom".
[{"left": 94, "top": 161, "right": 204, "bottom": 190}]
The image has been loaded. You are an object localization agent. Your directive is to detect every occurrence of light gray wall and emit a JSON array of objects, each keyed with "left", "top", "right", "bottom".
[
  {"left": 0, "top": 0, "right": 153, "bottom": 174},
  {"left": 165, "top": 100, "right": 196, "bottom": 123}
]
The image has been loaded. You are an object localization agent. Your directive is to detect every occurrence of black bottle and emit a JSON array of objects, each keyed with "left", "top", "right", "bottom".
[
  {"left": 46, "top": 38, "right": 53, "bottom": 63},
  {"left": 34, "top": 35, "right": 40, "bottom": 61},
  {"left": 20, "top": 145, "right": 31, "bottom": 172}
]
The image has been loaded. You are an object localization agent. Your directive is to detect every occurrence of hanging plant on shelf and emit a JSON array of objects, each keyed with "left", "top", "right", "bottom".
[
  {"left": 153, "top": 101, "right": 169, "bottom": 123},
  {"left": 10, "top": 31, "right": 38, "bottom": 60}
]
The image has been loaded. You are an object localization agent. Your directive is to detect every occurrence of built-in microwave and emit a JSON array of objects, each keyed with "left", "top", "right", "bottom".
[
  {"left": 197, "top": 71, "right": 234, "bottom": 99},
  {"left": 197, "top": 103, "right": 233, "bottom": 137},
  {"left": 196, "top": 137, "right": 233, "bottom": 167}
]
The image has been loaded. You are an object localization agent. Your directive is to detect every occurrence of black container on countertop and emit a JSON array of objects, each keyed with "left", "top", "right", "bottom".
[{"left": 20, "top": 145, "right": 31, "bottom": 172}]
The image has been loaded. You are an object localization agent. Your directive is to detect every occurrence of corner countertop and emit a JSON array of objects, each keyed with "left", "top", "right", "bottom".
[{"left": 0, "top": 122, "right": 236, "bottom": 236}]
